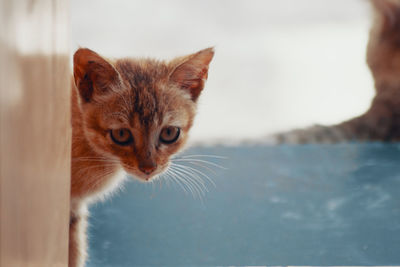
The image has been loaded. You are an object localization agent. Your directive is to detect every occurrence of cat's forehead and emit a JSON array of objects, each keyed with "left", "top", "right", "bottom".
[
  {"left": 111, "top": 60, "right": 157, "bottom": 126},
  {"left": 111, "top": 58, "right": 193, "bottom": 128},
  {"left": 115, "top": 58, "right": 169, "bottom": 88}
]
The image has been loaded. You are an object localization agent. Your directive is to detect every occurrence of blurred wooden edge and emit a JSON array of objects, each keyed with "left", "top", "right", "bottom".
[{"left": 0, "top": 0, "right": 71, "bottom": 266}]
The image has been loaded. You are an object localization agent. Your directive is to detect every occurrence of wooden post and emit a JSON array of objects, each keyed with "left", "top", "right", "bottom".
[{"left": 0, "top": 0, "right": 71, "bottom": 266}]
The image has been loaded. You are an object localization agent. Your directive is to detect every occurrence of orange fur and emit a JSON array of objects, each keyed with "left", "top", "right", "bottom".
[{"left": 69, "top": 48, "right": 214, "bottom": 267}]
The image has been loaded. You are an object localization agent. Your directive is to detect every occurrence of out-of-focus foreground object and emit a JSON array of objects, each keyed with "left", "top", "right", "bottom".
[{"left": 0, "top": 0, "right": 70, "bottom": 266}]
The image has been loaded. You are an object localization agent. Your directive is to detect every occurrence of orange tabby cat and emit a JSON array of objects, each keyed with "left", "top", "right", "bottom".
[
  {"left": 70, "top": 47, "right": 214, "bottom": 267},
  {"left": 274, "top": 0, "right": 400, "bottom": 143}
]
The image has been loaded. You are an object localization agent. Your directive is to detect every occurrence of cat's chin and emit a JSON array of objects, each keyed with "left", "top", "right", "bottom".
[
  {"left": 127, "top": 174, "right": 153, "bottom": 183},
  {"left": 123, "top": 167, "right": 167, "bottom": 183}
]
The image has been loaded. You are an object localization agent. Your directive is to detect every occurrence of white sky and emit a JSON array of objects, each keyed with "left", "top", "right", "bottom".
[{"left": 71, "top": 0, "right": 374, "bottom": 143}]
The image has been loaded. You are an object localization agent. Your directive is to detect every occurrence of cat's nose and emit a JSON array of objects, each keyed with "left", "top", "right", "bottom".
[{"left": 138, "top": 160, "right": 157, "bottom": 175}]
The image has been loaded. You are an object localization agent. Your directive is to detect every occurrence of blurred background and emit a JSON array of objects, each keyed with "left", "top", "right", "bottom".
[{"left": 71, "top": 0, "right": 374, "bottom": 144}]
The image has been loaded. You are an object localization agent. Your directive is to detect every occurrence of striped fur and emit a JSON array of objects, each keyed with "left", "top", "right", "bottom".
[{"left": 69, "top": 48, "right": 214, "bottom": 266}]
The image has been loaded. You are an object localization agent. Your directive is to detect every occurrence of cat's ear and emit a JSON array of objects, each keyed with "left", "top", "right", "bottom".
[
  {"left": 371, "top": 0, "right": 400, "bottom": 28},
  {"left": 73, "top": 48, "right": 121, "bottom": 103},
  {"left": 169, "top": 47, "right": 214, "bottom": 101}
]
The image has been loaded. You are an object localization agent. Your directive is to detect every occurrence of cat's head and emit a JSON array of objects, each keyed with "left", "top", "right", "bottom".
[
  {"left": 367, "top": 0, "right": 400, "bottom": 89},
  {"left": 73, "top": 47, "right": 214, "bottom": 181}
]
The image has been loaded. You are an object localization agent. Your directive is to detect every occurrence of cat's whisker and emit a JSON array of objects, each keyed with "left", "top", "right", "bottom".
[
  {"left": 90, "top": 175, "right": 119, "bottom": 197},
  {"left": 172, "top": 172, "right": 199, "bottom": 198},
  {"left": 75, "top": 164, "right": 120, "bottom": 172},
  {"left": 161, "top": 169, "right": 173, "bottom": 187},
  {"left": 175, "top": 160, "right": 218, "bottom": 175},
  {"left": 87, "top": 170, "right": 115, "bottom": 185},
  {"left": 172, "top": 163, "right": 216, "bottom": 188},
  {"left": 149, "top": 176, "right": 156, "bottom": 191},
  {"left": 169, "top": 172, "right": 190, "bottom": 196},
  {"left": 171, "top": 164, "right": 208, "bottom": 192},
  {"left": 156, "top": 170, "right": 166, "bottom": 187},
  {"left": 172, "top": 161, "right": 216, "bottom": 186},
  {"left": 172, "top": 158, "right": 226, "bottom": 170},
  {"left": 162, "top": 168, "right": 174, "bottom": 188},
  {"left": 171, "top": 164, "right": 204, "bottom": 187},
  {"left": 79, "top": 169, "right": 118, "bottom": 193},
  {"left": 167, "top": 168, "right": 193, "bottom": 196},
  {"left": 166, "top": 168, "right": 187, "bottom": 192},
  {"left": 157, "top": 174, "right": 163, "bottom": 189},
  {"left": 72, "top": 159, "right": 121, "bottom": 164},
  {"left": 72, "top": 158, "right": 115, "bottom": 162},
  {"left": 72, "top": 156, "right": 121, "bottom": 162},
  {"left": 77, "top": 166, "right": 120, "bottom": 174},
  {"left": 72, "top": 156, "right": 115, "bottom": 159},
  {"left": 170, "top": 166, "right": 203, "bottom": 199},
  {"left": 170, "top": 165, "right": 206, "bottom": 198},
  {"left": 74, "top": 164, "right": 120, "bottom": 177},
  {"left": 75, "top": 162, "right": 120, "bottom": 168},
  {"left": 182, "top": 177, "right": 204, "bottom": 200},
  {"left": 178, "top": 154, "right": 228, "bottom": 159}
]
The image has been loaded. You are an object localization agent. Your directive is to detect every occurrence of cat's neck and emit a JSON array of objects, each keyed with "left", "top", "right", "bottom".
[{"left": 71, "top": 85, "right": 122, "bottom": 201}]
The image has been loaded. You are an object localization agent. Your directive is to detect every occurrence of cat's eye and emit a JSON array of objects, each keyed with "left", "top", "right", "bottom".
[
  {"left": 159, "top": 126, "right": 180, "bottom": 144},
  {"left": 110, "top": 128, "right": 133, "bottom": 146}
]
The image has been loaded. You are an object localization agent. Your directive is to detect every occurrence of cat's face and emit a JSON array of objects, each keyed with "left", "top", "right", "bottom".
[
  {"left": 73, "top": 48, "right": 214, "bottom": 181},
  {"left": 368, "top": 0, "right": 400, "bottom": 88}
]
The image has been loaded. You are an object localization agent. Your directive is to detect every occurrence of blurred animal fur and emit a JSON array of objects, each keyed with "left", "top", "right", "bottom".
[
  {"left": 69, "top": 48, "right": 214, "bottom": 267},
  {"left": 274, "top": 0, "right": 400, "bottom": 143}
]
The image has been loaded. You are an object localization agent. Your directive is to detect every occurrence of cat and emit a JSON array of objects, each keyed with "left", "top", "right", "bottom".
[
  {"left": 272, "top": 0, "right": 400, "bottom": 144},
  {"left": 69, "top": 47, "right": 214, "bottom": 267}
]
